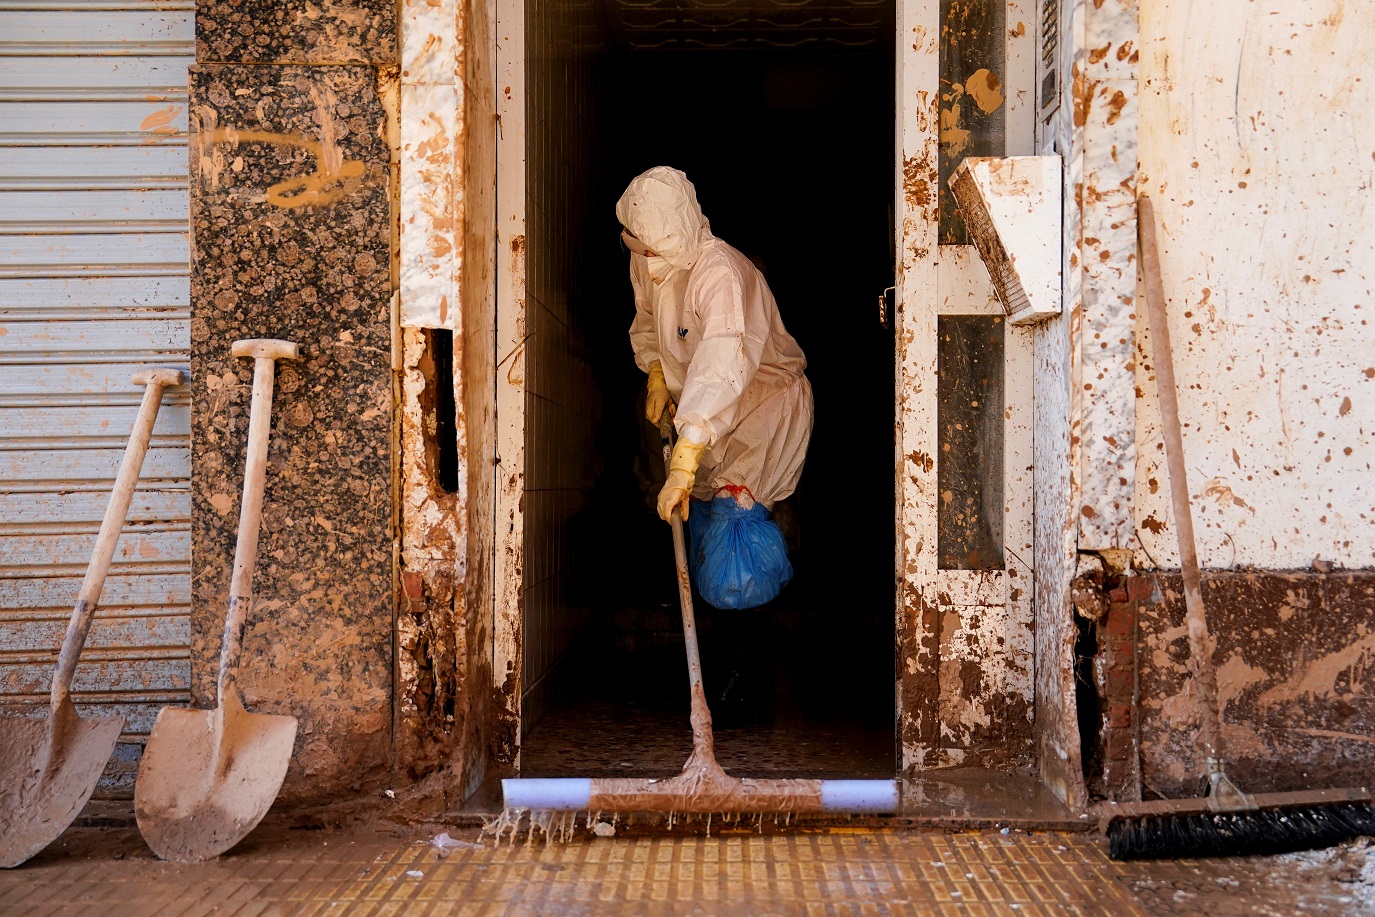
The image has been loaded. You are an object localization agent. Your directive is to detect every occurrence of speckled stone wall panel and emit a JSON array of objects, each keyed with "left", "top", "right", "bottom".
[
  {"left": 196, "top": 0, "right": 396, "bottom": 65},
  {"left": 188, "top": 64, "right": 394, "bottom": 803},
  {"left": 1134, "top": 571, "right": 1375, "bottom": 799}
]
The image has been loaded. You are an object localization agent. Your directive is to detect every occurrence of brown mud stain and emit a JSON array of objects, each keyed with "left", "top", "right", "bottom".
[
  {"left": 903, "top": 157, "right": 934, "bottom": 209},
  {"left": 1104, "top": 90, "right": 1128, "bottom": 125},
  {"left": 965, "top": 69, "right": 1004, "bottom": 114},
  {"left": 1073, "top": 71, "right": 1090, "bottom": 127}
]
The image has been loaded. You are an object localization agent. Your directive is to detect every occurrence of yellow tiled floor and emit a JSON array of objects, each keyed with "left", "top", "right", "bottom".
[
  {"left": 2, "top": 824, "right": 1370, "bottom": 916},
  {"left": 317, "top": 833, "right": 1139, "bottom": 916}
]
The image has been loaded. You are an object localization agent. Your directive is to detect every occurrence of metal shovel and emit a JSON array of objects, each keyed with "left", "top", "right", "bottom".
[
  {"left": 0, "top": 368, "right": 185, "bottom": 868},
  {"left": 135, "top": 339, "right": 299, "bottom": 862}
]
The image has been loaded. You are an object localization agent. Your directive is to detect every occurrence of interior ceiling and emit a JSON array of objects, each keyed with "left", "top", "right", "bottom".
[{"left": 599, "top": 0, "right": 893, "bottom": 50}]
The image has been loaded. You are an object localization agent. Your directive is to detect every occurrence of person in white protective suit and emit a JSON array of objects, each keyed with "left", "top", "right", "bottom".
[{"left": 616, "top": 166, "right": 813, "bottom": 525}]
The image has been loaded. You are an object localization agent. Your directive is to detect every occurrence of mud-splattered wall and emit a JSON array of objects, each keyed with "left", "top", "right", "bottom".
[
  {"left": 1132, "top": 572, "right": 1374, "bottom": 797},
  {"left": 189, "top": 3, "right": 397, "bottom": 804},
  {"left": 392, "top": 0, "right": 469, "bottom": 786},
  {"left": 1074, "top": 0, "right": 1138, "bottom": 551},
  {"left": 1071, "top": 0, "right": 1375, "bottom": 802},
  {"left": 1135, "top": 0, "right": 1374, "bottom": 569}
]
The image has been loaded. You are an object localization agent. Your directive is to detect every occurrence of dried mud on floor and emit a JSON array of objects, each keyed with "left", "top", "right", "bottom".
[{"left": 0, "top": 822, "right": 1371, "bottom": 916}]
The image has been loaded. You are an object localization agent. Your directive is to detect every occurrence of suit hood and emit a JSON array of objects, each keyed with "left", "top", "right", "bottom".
[{"left": 615, "top": 166, "right": 713, "bottom": 271}]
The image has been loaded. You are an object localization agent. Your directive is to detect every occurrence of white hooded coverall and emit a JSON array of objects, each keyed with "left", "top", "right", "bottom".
[{"left": 617, "top": 167, "right": 813, "bottom": 508}]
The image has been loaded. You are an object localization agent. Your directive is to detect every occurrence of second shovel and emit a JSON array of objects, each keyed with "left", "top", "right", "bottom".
[{"left": 135, "top": 339, "right": 299, "bottom": 862}]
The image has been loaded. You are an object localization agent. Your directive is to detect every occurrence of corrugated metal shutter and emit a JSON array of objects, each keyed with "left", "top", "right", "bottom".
[{"left": 0, "top": 0, "right": 193, "bottom": 797}]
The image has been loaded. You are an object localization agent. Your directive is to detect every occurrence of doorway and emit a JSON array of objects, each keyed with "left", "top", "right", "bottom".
[{"left": 497, "top": 2, "right": 899, "bottom": 779}]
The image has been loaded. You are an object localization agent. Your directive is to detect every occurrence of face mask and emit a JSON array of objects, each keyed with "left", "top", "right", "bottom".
[{"left": 646, "top": 254, "right": 674, "bottom": 283}]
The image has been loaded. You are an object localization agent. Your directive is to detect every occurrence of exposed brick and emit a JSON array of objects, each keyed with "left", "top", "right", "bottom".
[
  {"left": 1126, "top": 574, "right": 1157, "bottom": 603},
  {"left": 1105, "top": 604, "right": 1135, "bottom": 638},
  {"left": 1101, "top": 727, "right": 1135, "bottom": 770},
  {"left": 1109, "top": 585, "right": 1129, "bottom": 603},
  {"left": 1106, "top": 667, "right": 1133, "bottom": 699},
  {"left": 1103, "top": 724, "right": 1134, "bottom": 746},
  {"left": 1108, "top": 702, "right": 1132, "bottom": 729}
]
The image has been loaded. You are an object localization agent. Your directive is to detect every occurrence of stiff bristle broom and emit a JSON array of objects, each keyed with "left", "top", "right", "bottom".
[{"left": 1103, "top": 196, "right": 1375, "bottom": 860}]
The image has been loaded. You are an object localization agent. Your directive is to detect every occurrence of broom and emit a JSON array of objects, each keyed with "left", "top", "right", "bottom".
[
  {"left": 1104, "top": 196, "right": 1375, "bottom": 859},
  {"left": 499, "top": 412, "right": 896, "bottom": 826}
]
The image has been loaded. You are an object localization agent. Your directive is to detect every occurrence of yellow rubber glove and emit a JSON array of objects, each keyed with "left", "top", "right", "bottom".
[
  {"left": 658, "top": 437, "right": 705, "bottom": 522},
  {"left": 644, "top": 361, "right": 675, "bottom": 424}
]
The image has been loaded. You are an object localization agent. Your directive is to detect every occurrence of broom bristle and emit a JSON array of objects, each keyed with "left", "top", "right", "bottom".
[{"left": 1108, "top": 802, "right": 1375, "bottom": 860}]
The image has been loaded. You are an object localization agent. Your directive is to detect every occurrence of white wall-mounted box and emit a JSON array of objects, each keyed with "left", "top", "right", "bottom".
[{"left": 950, "top": 155, "right": 1062, "bottom": 326}]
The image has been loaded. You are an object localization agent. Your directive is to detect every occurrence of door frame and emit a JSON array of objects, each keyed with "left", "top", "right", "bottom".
[
  {"left": 893, "top": 0, "right": 1038, "bottom": 772},
  {"left": 493, "top": 0, "right": 527, "bottom": 769},
  {"left": 491, "top": 0, "right": 1041, "bottom": 775}
]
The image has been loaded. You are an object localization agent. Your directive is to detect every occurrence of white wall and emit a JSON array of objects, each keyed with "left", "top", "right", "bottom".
[{"left": 1135, "top": 0, "right": 1375, "bottom": 570}]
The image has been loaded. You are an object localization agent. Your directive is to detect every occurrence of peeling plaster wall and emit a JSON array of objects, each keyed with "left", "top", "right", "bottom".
[
  {"left": 1052, "top": 0, "right": 1138, "bottom": 808},
  {"left": 392, "top": 0, "right": 501, "bottom": 797},
  {"left": 395, "top": 328, "right": 463, "bottom": 776},
  {"left": 1134, "top": 572, "right": 1375, "bottom": 797},
  {"left": 188, "top": 63, "right": 395, "bottom": 803},
  {"left": 391, "top": 0, "right": 469, "bottom": 784},
  {"left": 1135, "top": 0, "right": 1375, "bottom": 569}
]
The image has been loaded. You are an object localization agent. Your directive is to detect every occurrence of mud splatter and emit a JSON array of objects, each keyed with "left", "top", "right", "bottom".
[
  {"left": 1258, "top": 632, "right": 1375, "bottom": 708},
  {"left": 1202, "top": 478, "right": 1254, "bottom": 513},
  {"left": 965, "top": 69, "right": 1004, "bottom": 114}
]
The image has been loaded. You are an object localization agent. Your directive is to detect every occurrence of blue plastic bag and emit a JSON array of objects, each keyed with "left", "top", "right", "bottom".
[{"left": 687, "top": 495, "right": 793, "bottom": 610}]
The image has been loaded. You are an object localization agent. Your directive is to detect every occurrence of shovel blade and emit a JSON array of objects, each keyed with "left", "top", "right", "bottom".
[
  {"left": 135, "top": 704, "right": 296, "bottom": 863},
  {"left": 0, "top": 711, "right": 123, "bottom": 868}
]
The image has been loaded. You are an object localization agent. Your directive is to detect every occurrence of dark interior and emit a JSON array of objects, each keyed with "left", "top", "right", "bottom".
[{"left": 522, "top": 13, "right": 898, "bottom": 779}]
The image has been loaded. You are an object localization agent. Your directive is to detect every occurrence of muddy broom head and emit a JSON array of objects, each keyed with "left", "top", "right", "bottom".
[{"left": 1104, "top": 786, "right": 1375, "bottom": 860}]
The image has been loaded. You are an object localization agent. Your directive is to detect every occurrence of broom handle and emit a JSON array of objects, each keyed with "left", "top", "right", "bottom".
[
  {"left": 660, "top": 411, "right": 715, "bottom": 758},
  {"left": 1139, "top": 196, "right": 1224, "bottom": 763}
]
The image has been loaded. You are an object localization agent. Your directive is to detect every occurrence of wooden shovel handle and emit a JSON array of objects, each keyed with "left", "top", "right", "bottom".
[
  {"left": 217, "top": 339, "right": 298, "bottom": 703},
  {"left": 1139, "top": 196, "right": 1224, "bottom": 760},
  {"left": 51, "top": 368, "right": 185, "bottom": 712}
]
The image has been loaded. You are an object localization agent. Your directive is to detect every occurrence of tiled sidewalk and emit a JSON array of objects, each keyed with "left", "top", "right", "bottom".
[
  {"left": 312, "top": 830, "right": 1138, "bottom": 915},
  {"left": 2, "top": 823, "right": 1371, "bottom": 916}
]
